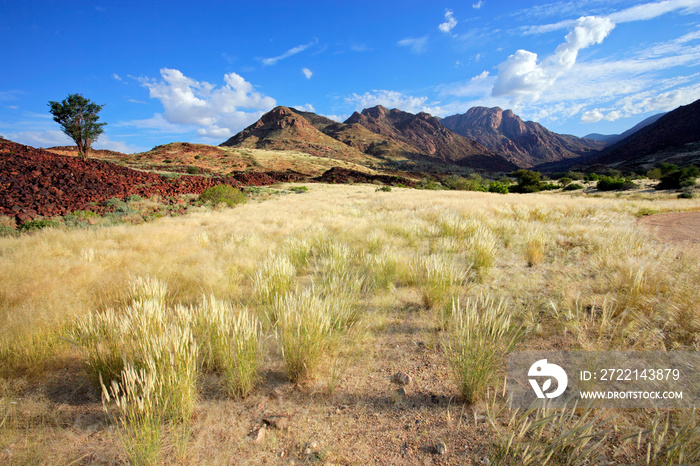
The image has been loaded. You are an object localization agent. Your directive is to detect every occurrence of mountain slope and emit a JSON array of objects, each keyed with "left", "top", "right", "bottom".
[
  {"left": 588, "top": 99, "right": 700, "bottom": 168},
  {"left": 583, "top": 113, "right": 665, "bottom": 144},
  {"left": 220, "top": 106, "right": 378, "bottom": 165},
  {"left": 440, "top": 107, "right": 605, "bottom": 168},
  {"left": 345, "top": 106, "right": 517, "bottom": 171}
]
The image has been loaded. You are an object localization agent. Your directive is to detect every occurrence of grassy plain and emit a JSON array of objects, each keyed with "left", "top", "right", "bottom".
[{"left": 1, "top": 183, "right": 699, "bottom": 464}]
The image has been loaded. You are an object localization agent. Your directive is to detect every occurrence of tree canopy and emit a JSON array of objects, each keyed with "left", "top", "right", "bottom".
[{"left": 48, "top": 93, "right": 106, "bottom": 159}]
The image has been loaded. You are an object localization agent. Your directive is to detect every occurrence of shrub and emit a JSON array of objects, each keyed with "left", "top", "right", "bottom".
[
  {"left": 656, "top": 166, "right": 699, "bottom": 190},
  {"left": 558, "top": 177, "right": 572, "bottom": 186},
  {"left": 511, "top": 170, "right": 542, "bottom": 193},
  {"left": 446, "top": 296, "right": 521, "bottom": 404},
  {"left": 488, "top": 181, "right": 509, "bottom": 194},
  {"left": 597, "top": 176, "right": 636, "bottom": 191},
  {"left": 376, "top": 185, "right": 392, "bottom": 192},
  {"left": 678, "top": 191, "right": 695, "bottom": 199},
  {"left": 586, "top": 173, "right": 600, "bottom": 181},
  {"left": 563, "top": 183, "right": 584, "bottom": 191},
  {"left": 199, "top": 184, "right": 246, "bottom": 207},
  {"left": 540, "top": 182, "right": 560, "bottom": 191},
  {"left": 291, "top": 186, "right": 308, "bottom": 193},
  {"left": 18, "top": 219, "right": 61, "bottom": 232},
  {"left": 443, "top": 174, "right": 488, "bottom": 192},
  {"left": 186, "top": 166, "right": 200, "bottom": 175},
  {"left": 126, "top": 194, "right": 143, "bottom": 202}
]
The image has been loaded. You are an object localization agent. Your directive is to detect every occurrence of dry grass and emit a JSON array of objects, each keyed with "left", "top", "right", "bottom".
[{"left": 1, "top": 184, "right": 699, "bottom": 463}]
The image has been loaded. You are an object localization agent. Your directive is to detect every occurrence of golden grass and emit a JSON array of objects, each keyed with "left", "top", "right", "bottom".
[{"left": 1, "top": 184, "right": 700, "bottom": 463}]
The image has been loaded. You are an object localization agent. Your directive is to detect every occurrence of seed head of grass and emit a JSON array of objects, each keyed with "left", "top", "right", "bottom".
[
  {"left": 276, "top": 290, "right": 336, "bottom": 383},
  {"left": 251, "top": 254, "right": 296, "bottom": 309},
  {"left": 446, "top": 295, "right": 522, "bottom": 404},
  {"left": 414, "top": 254, "right": 471, "bottom": 311}
]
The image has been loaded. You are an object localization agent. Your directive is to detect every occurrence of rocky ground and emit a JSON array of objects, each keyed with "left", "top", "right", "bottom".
[{"left": 0, "top": 140, "right": 304, "bottom": 223}]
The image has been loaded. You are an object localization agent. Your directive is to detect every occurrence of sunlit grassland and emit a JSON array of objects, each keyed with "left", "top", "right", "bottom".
[{"left": 1, "top": 184, "right": 699, "bottom": 463}]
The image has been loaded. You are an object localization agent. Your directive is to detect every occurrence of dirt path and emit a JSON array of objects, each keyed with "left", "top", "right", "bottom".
[{"left": 639, "top": 211, "right": 700, "bottom": 244}]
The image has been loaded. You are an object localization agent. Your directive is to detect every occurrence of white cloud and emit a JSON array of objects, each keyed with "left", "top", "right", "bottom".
[
  {"left": 262, "top": 40, "right": 316, "bottom": 66},
  {"left": 345, "top": 89, "right": 446, "bottom": 116},
  {"left": 398, "top": 36, "right": 429, "bottom": 54},
  {"left": 112, "top": 73, "right": 123, "bottom": 81},
  {"left": 439, "top": 10, "right": 458, "bottom": 34},
  {"left": 6, "top": 130, "right": 72, "bottom": 147},
  {"left": 523, "top": 0, "right": 700, "bottom": 34},
  {"left": 323, "top": 114, "right": 347, "bottom": 123},
  {"left": 137, "top": 68, "right": 276, "bottom": 140},
  {"left": 492, "top": 16, "right": 615, "bottom": 100},
  {"left": 294, "top": 103, "right": 316, "bottom": 112},
  {"left": 609, "top": 0, "right": 700, "bottom": 23},
  {"left": 581, "top": 109, "right": 604, "bottom": 123},
  {"left": 473, "top": 1, "right": 483, "bottom": 9},
  {"left": 302, "top": 67, "right": 313, "bottom": 79}
]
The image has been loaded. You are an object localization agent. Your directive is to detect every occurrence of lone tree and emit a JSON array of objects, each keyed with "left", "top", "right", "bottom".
[{"left": 48, "top": 93, "right": 106, "bottom": 159}]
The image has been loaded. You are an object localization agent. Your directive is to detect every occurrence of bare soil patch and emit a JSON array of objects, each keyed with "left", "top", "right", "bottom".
[{"left": 639, "top": 211, "right": 700, "bottom": 244}]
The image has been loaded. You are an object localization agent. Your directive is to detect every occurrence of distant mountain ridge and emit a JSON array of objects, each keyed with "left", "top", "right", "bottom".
[
  {"left": 440, "top": 106, "right": 606, "bottom": 168},
  {"left": 222, "top": 105, "right": 517, "bottom": 172},
  {"left": 583, "top": 113, "right": 665, "bottom": 144},
  {"left": 587, "top": 99, "right": 700, "bottom": 168},
  {"left": 344, "top": 105, "right": 517, "bottom": 171},
  {"left": 220, "top": 100, "right": 700, "bottom": 173}
]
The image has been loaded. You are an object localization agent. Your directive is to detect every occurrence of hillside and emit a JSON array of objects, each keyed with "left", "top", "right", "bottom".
[
  {"left": 345, "top": 106, "right": 517, "bottom": 171},
  {"left": 583, "top": 113, "right": 665, "bottom": 144},
  {"left": 440, "top": 107, "right": 605, "bottom": 168},
  {"left": 588, "top": 98, "right": 700, "bottom": 169},
  {"left": 220, "top": 106, "right": 380, "bottom": 167}
]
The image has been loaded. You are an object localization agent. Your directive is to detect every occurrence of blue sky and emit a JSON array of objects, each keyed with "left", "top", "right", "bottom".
[{"left": 1, "top": 0, "right": 699, "bottom": 153}]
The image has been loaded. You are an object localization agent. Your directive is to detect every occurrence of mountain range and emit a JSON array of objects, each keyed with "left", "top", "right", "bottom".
[{"left": 221, "top": 99, "right": 700, "bottom": 173}]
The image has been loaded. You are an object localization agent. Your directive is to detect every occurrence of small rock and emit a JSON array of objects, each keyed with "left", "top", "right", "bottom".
[
  {"left": 304, "top": 440, "right": 319, "bottom": 455},
  {"left": 435, "top": 440, "right": 447, "bottom": 455},
  {"left": 391, "top": 371, "right": 412, "bottom": 385},
  {"left": 249, "top": 426, "right": 266, "bottom": 444}
]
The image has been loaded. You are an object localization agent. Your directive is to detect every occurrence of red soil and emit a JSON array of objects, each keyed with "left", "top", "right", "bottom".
[{"left": 0, "top": 140, "right": 299, "bottom": 222}]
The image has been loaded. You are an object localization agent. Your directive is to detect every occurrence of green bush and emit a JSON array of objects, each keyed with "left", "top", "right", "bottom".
[
  {"left": 291, "top": 186, "right": 308, "bottom": 194},
  {"left": 419, "top": 180, "right": 444, "bottom": 190},
  {"left": 597, "top": 177, "right": 636, "bottom": 191},
  {"left": 126, "top": 194, "right": 143, "bottom": 202},
  {"left": 511, "top": 170, "right": 542, "bottom": 193},
  {"left": 656, "top": 166, "right": 699, "bottom": 190},
  {"left": 558, "top": 177, "right": 572, "bottom": 186},
  {"left": 18, "top": 219, "right": 61, "bottom": 232},
  {"left": 376, "top": 185, "right": 392, "bottom": 192},
  {"left": 186, "top": 166, "right": 200, "bottom": 175},
  {"left": 488, "top": 181, "right": 509, "bottom": 194},
  {"left": 443, "top": 174, "right": 487, "bottom": 192},
  {"left": 199, "top": 184, "right": 246, "bottom": 207},
  {"left": 678, "top": 192, "right": 694, "bottom": 199},
  {"left": 563, "top": 183, "right": 584, "bottom": 191},
  {"left": 586, "top": 173, "right": 600, "bottom": 181}
]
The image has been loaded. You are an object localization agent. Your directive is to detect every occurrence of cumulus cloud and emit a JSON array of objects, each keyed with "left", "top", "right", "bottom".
[
  {"left": 345, "top": 89, "right": 446, "bottom": 116},
  {"left": 302, "top": 67, "right": 313, "bottom": 79},
  {"left": 439, "top": 10, "right": 458, "bottom": 34},
  {"left": 398, "top": 36, "right": 429, "bottom": 54},
  {"left": 492, "top": 16, "right": 615, "bottom": 100},
  {"left": 138, "top": 68, "right": 276, "bottom": 139},
  {"left": 262, "top": 40, "right": 316, "bottom": 66},
  {"left": 581, "top": 109, "right": 604, "bottom": 123}
]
